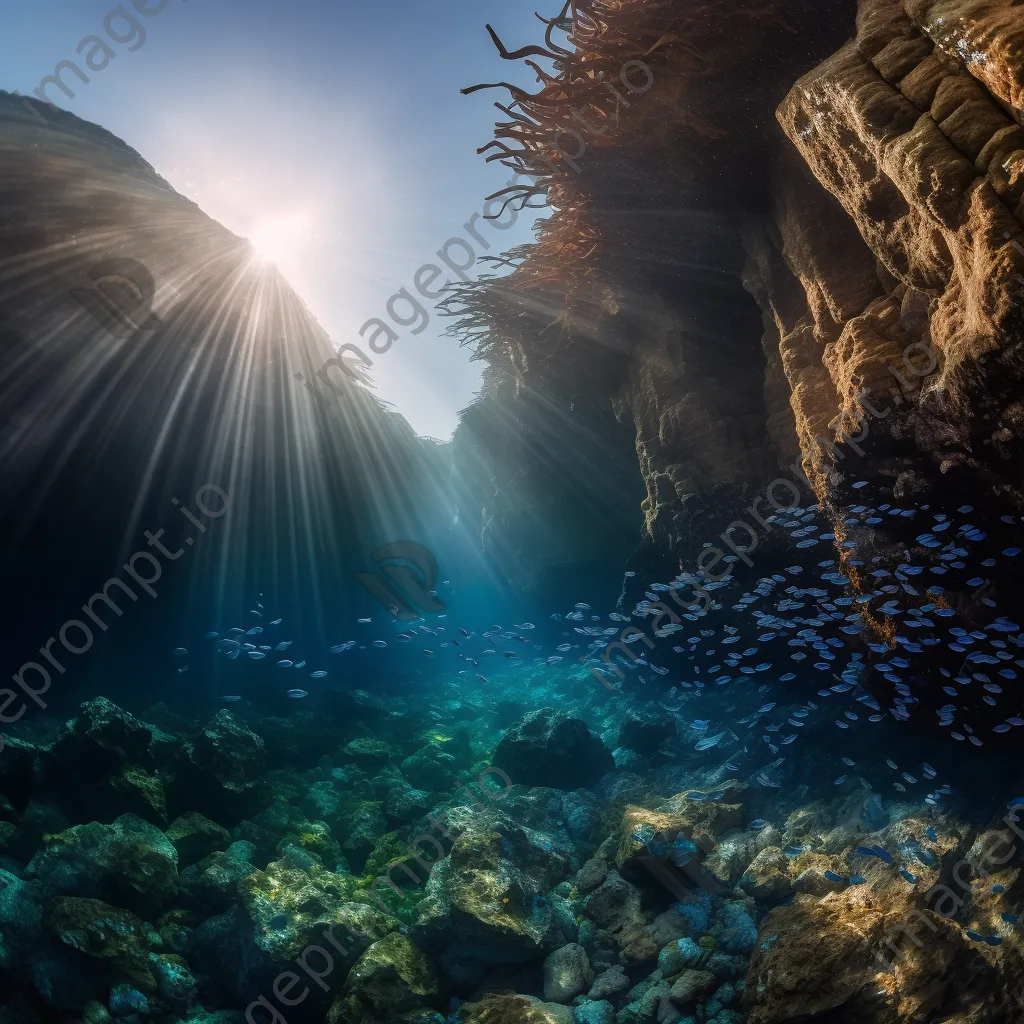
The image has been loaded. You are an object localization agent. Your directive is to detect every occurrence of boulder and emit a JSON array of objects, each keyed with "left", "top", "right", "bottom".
[
  {"left": 166, "top": 812, "right": 232, "bottom": 866},
  {"left": 0, "top": 868, "right": 43, "bottom": 970},
  {"left": 327, "top": 932, "right": 442, "bottom": 1023},
  {"left": 738, "top": 847, "right": 793, "bottom": 904},
  {"left": 617, "top": 716, "right": 674, "bottom": 755},
  {"left": 109, "top": 764, "right": 167, "bottom": 824},
  {"left": 189, "top": 854, "right": 386, "bottom": 1004},
  {"left": 493, "top": 710, "right": 613, "bottom": 790},
  {"left": 743, "top": 888, "right": 1017, "bottom": 1023},
  {"left": 574, "top": 999, "right": 615, "bottom": 1024},
  {"left": 48, "top": 896, "right": 155, "bottom": 991},
  {"left": 27, "top": 813, "right": 178, "bottom": 915},
  {"left": 68, "top": 697, "right": 157, "bottom": 768},
  {"left": 582, "top": 871, "right": 656, "bottom": 964},
  {"left": 667, "top": 969, "right": 715, "bottom": 1007},
  {"left": 459, "top": 993, "right": 574, "bottom": 1024},
  {"left": 179, "top": 840, "right": 257, "bottom": 915},
  {"left": 588, "top": 964, "right": 630, "bottom": 1001},
  {"left": 170, "top": 711, "right": 266, "bottom": 820},
  {"left": 411, "top": 803, "right": 574, "bottom": 985},
  {"left": 543, "top": 942, "right": 594, "bottom": 1003}
]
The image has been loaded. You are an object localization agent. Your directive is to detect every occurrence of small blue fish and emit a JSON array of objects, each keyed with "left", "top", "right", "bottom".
[
  {"left": 900, "top": 868, "right": 918, "bottom": 884},
  {"left": 824, "top": 870, "right": 844, "bottom": 882},
  {"left": 748, "top": 819, "right": 767, "bottom": 830}
]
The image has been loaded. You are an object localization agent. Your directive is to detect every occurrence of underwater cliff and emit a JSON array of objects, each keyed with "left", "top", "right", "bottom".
[{"left": 3, "top": 1, "right": 1024, "bottom": 1024}]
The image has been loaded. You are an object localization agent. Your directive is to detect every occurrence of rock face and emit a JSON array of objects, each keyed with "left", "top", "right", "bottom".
[
  {"left": 447, "top": 0, "right": 1024, "bottom": 683},
  {"left": 744, "top": 0, "right": 1024, "bottom": 541},
  {"left": 492, "top": 710, "right": 614, "bottom": 790}
]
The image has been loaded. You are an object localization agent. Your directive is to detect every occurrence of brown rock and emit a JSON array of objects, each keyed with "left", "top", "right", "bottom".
[
  {"left": 668, "top": 969, "right": 717, "bottom": 1008},
  {"left": 743, "top": 885, "right": 1018, "bottom": 1023}
]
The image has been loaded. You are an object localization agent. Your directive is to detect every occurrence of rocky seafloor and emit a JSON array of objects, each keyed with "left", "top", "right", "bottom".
[{"left": 2, "top": 664, "right": 1023, "bottom": 1024}]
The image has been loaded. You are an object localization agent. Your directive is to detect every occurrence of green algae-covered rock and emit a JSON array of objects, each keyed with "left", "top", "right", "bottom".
[
  {"left": 328, "top": 932, "right": 442, "bottom": 1024},
  {"left": 399, "top": 747, "right": 458, "bottom": 792},
  {"left": 411, "top": 804, "right": 573, "bottom": 984},
  {"left": 275, "top": 819, "right": 342, "bottom": 866},
  {"left": 457, "top": 993, "right": 574, "bottom": 1024},
  {"left": 70, "top": 697, "right": 157, "bottom": 767},
  {"left": 179, "top": 840, "right": 257, "bottom": 915},
  {"left": 0, "top": 868, "right": 43, "bottom": 970},
  {"left": 336, "top": 799, "right": 389, "bottom": 871},
  {"left": 342, "top": 737, "right": 394, "bottom": 766},
  {"left": 48, "top": 896, "right": 155, "bottom": 990},
  {"left": 191, "top": 711, "right": 266, "bottom": 791},
  {"left": 27, "top": 812, "right": 178, "bottom": 914},
  {"left": 169, "top": 711, "right": 267, "bottom": 821},
  {"left": 149, "top": 951, "right": 199, "bottom": 1008},
  {"left": 110, "top": 764, "right": 167, "bottom": 824},
  {"left": 190, "top": 852, "right": 392, "bottom": 1004},
  {"left": 385, "top": 784, "right": 434, "bottom": 823},
  {"left": 167, "top": 812, "right": 232, "bottom": 866}
]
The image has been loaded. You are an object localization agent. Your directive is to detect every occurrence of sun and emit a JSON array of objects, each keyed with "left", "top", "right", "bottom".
[{"left": 246, "top": 211, "right": 313, "bottom": 267}]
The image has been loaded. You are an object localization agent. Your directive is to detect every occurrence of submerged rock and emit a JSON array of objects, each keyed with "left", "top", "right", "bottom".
[
  {"left": 543, "top": 942, "right": 594, "bottom": 1003},
  {"left": 411, "top": 803, "right": 574, "bottom": 984},
  {"left": 743, "top": 887, "right": 1017, "bottom": 1022},
  {"left": 48, "top": 896, "right": 155, "bottom": 990},
  {"left": 493, "top": 710, "right": 613, "bottom": 790},
  {"left": 27, "top": 813, "right": 178, "bottom": 915},
  {"left": 190, "top": 854, "right": 385, "bottom": 1003},
  {"left": 178, "top": 840, "right": 257, "bottom": 915},
  {"left": 582, "top": 870, "right": 656, "bottom": 964},
  {"left": 327, "top": 932, "right": 443, "bottom": 1023},
  {"left": 0, "top": 868, "right": 43, "bottom": 970},
  {"left": 166, "top": 812, "right": 232, "bottom": 867},
  {"left": 617, "top": 715, "right": 674, "bottom": 756},
  {"left": 459, "top": 993, "right": 574, "bottom": 1024},
  {"left": 68, "top": 697, "right": 158, "bottom": 768},
  {"left": 668, "top": 968, "right": 716, "bottom": 1007},
  {"left": 588, "top": 964, "right": 630, "bottom": 1001},
  {"left": 171, "top": 712, "right": 267, "bottom": 820}
]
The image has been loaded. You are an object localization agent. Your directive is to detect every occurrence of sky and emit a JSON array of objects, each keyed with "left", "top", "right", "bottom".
[{"left": 0, "top": 0, "right": 549, "bottom": 439}]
